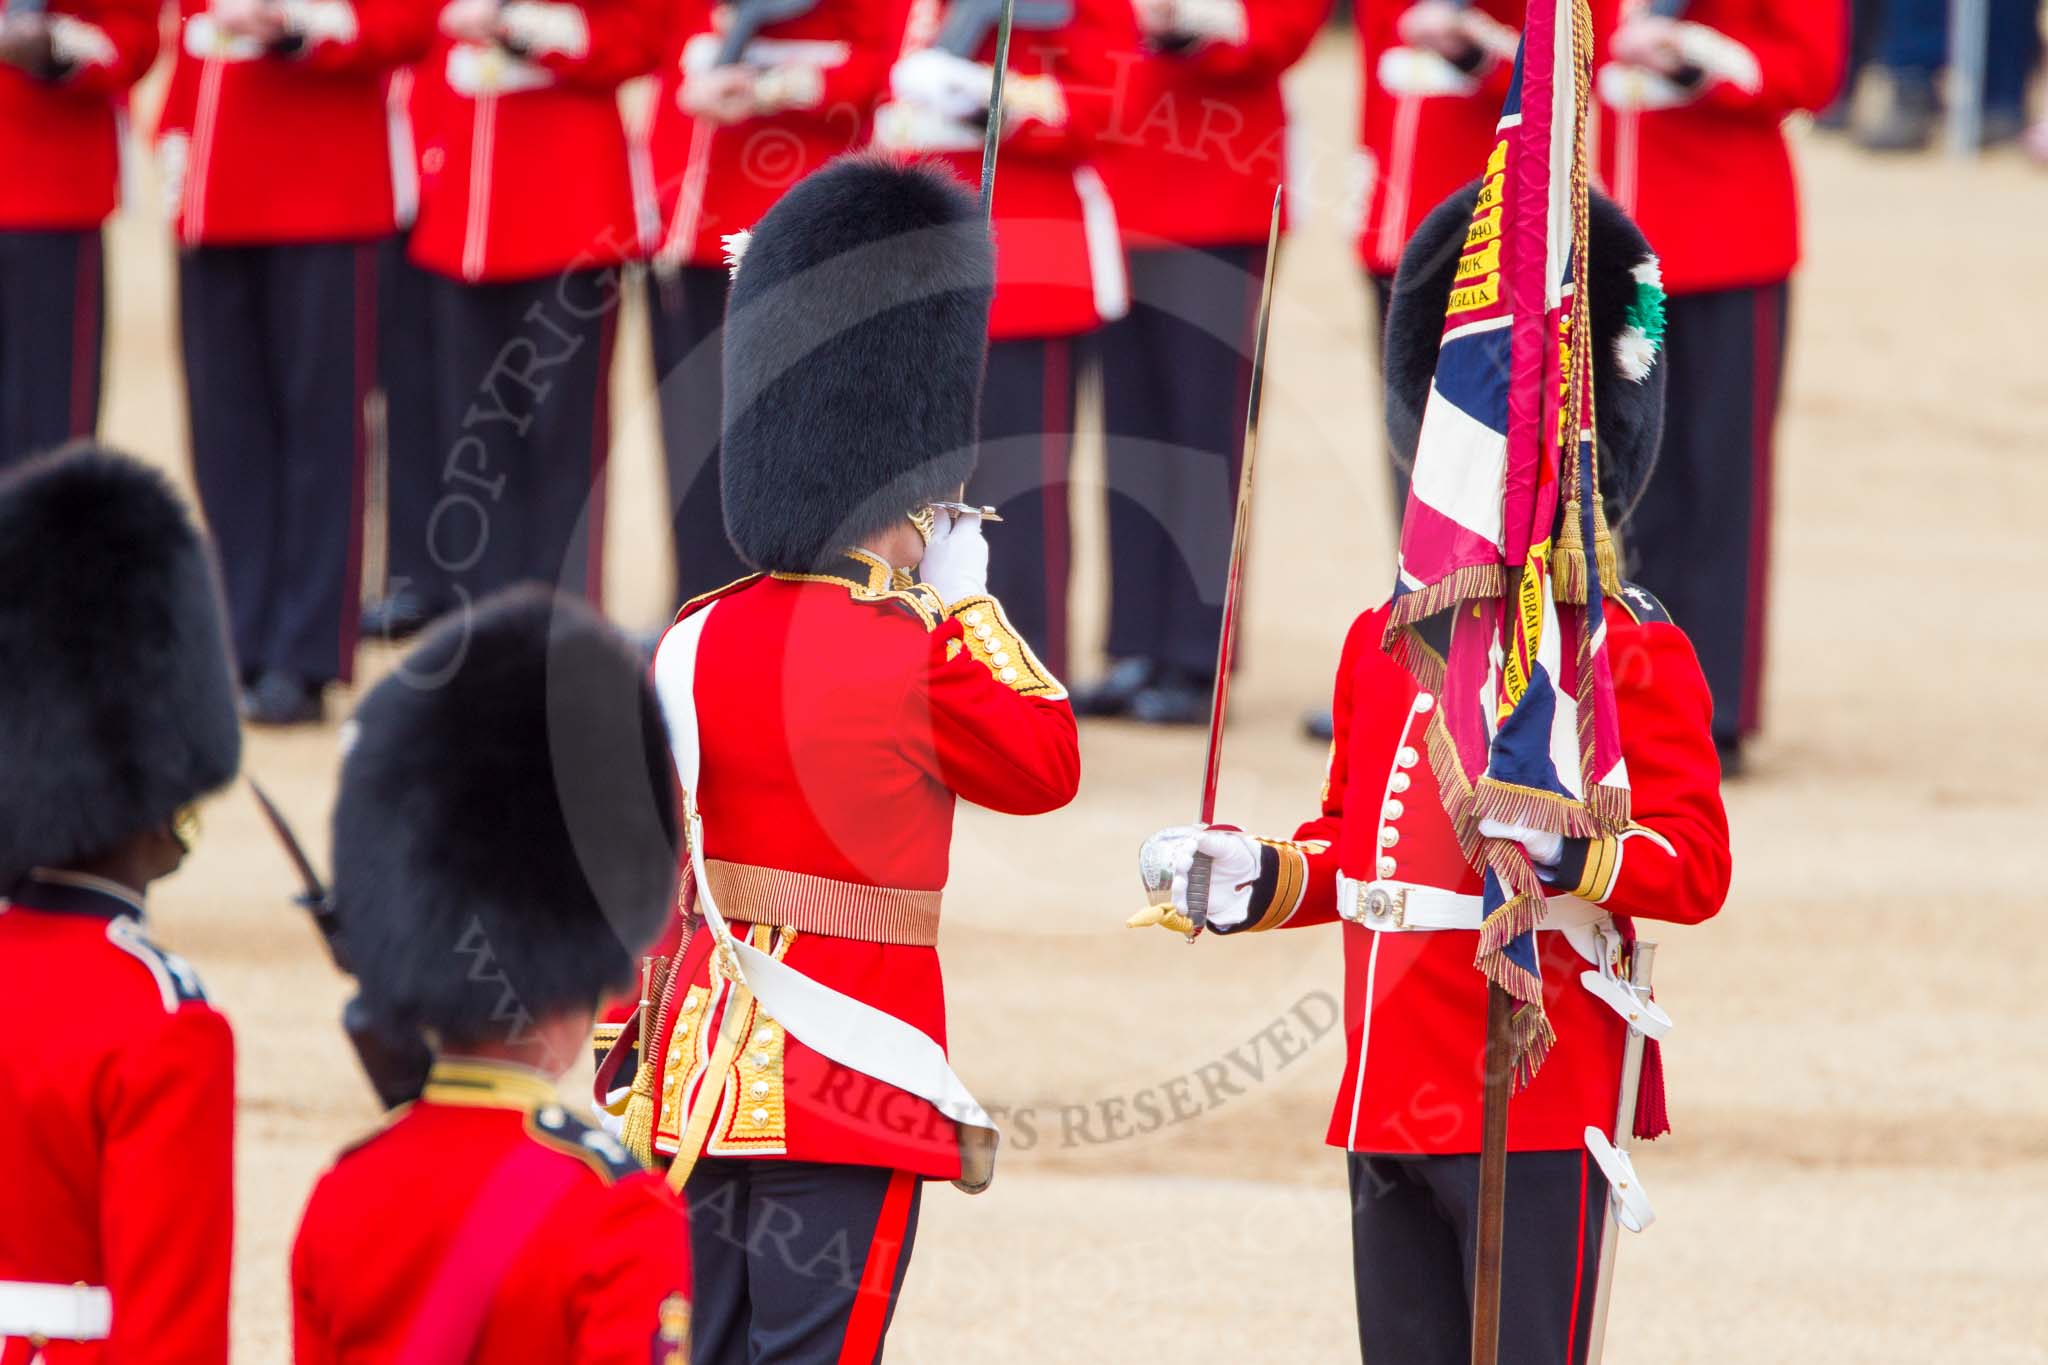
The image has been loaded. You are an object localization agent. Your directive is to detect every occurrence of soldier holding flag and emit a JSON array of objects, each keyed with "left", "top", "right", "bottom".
[{"left": 1132, "top": 8, "right": 1731, "bottom": 1351}]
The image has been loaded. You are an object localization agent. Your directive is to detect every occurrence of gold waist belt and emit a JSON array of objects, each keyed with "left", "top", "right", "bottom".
[{"left": 702, "top": 859, "right": 943, "bottom": 947}]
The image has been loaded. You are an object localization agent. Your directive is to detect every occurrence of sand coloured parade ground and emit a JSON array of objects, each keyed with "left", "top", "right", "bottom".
[{"left": 97, "top": 37, "right": 2048, "bottom": 1363}]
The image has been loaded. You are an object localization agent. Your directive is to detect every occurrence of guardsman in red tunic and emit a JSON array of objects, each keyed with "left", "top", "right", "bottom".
[
  {"left": 406, "top": 0, "right": 655, "bottom": 610},
  {"left": 1591, "top": 0, "right": 1843, "bottom": 771},
  {"left": 591, "top": 159, "right": 1079, "bottom": 1364},
  {"left": 1076, "top": 0, "right": 1328, "bottom": 724},
  {"left": 644, "top": 0, "right": 912, "bottom": 606},
  {"left": 1137, "top": 189, "right": 1732, "bottom": 1365},
  {"left": 873, "top": 0, "right": 1137, "bottom": 677},
  {"left": 292, "top": 587, "right": 692, "bottom": 1361},
  {"left": 0, "top": 448, "right": 243, "bottom": 1362},
  {"left": 0, "top": 0, "right": 156, "bottom": 468},
  {"left": 158, "top": 0, "right": 434, "bottom": 725}
]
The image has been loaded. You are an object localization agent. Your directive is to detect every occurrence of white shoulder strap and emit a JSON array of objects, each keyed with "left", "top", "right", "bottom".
[{"left": 649, "top": 604, "right": 995, "bottom": 1137}]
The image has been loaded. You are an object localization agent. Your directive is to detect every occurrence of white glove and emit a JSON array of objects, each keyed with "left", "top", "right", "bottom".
[
  {"left": 1134, "top": 824, "right": 1261, "bottom": 934},
  {"left": 595, "top": 1085, "right": 631, "bottom": 1140},
  {"left": 917, "top": 509, "right": 988, "bottom": 608},
  {"left": 1477, "top": 817, "right": 1564, "bottom": 872},
  {"left": 891, "top": 47, "right": 993, "bottom": 122}
]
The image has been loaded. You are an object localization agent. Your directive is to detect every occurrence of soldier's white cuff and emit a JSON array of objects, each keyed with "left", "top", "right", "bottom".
[
  {"left": 1172, "top": 0, "right": 1247, "bottom": 46},
  {"left": 500, "top": 0, "right": 587, "bottom": 58},
  {"left": 48, "top": 16, "right": 118, "bottom": 69},
  {"left": 279, "top": 0, "right": 358, "bottom": 48},
  {"left": 753, "top": 62, "right": 823, "bottom": 111}
]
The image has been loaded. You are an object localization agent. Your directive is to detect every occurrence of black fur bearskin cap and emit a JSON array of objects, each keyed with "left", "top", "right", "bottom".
[
  {"left": 0, "top": 446, "right": 241, "bottom": 886},
  {"left": 332, "top": 587, "right": 678, "bottom": 1044},
  {"left": 1384, "top": 181, "right": 1669, "bottom": 518},
  {"left": 721, "top": 155, "right": 995, "bottom": 572}
]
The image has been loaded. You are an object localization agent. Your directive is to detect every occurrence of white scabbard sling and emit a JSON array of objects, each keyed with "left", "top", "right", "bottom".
[{"left": 652, "top": 604, "right": 999, "bottom": 1191}]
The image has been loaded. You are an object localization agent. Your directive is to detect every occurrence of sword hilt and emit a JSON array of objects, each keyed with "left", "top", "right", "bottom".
[{"left": 1184, "top": 850, "right": 1214, "bottom": 935}]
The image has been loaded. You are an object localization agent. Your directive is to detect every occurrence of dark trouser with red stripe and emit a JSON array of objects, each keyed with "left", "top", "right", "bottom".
[
  {"left": 374, "top": 233, "right": 452, "bottom": 616},
  {"left": 427, "top": 267, "right": 619, "bottom": 607},
  {"left": 648, "top": 265, "right": 748, "bottom": 607},
  {"left": 1349, "top": 1150, "right": 1608, "bottom": 1365},
  {"left": 1097, "top": 243, "right": 1265, "bottom": 676},
  {"left": 0, "top": 227, "right": 103, "bottom": 470},
  {"left": 967, "top": 336, "right": 1080, "bottom": 678},
  {"left": 684, "top": 1158, "right": 921, "bottom": 1365},
  {"left": 181, "top": 241, "right": 374, "bottom": 684},
  {"left": 1624, "top": 283, "right": 1788, "bottom": 748}
]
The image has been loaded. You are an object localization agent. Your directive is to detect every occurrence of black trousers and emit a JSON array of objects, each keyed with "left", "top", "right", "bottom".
[
  {"left": 181, "top": 241, "right": 373, "bottom": 684},
  {"left": 1350, "top": 1151, "right": 1608, "bottom": 1365},
  {"left": 1625, "top": 283, "right": 1788, "bottom": 747},
  {"left": 684, "top": 1158, "right": 922, "bottom": 1365},
  {"left": 373, "top": 233, "right": 449, "bottom": 615},
  {"left": 648, "top": 265, "right": 748, "bottom": 606},
  {"left": 967, "top": 335, "right": 1080, "bottom": 679},
  {"left": 428, "top": 267, "right": 620, "bottom": 606},
  {"left": 0, "top": 227, "right": 104, "bottom": 470},
  {"left": 1097, "top": 243, "right": 1266, "bottom": 676}
]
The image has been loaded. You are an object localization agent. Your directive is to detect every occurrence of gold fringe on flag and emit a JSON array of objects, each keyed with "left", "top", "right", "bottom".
[{"left": 1383, "top": 563, "right": 1506, "bottom": 637}]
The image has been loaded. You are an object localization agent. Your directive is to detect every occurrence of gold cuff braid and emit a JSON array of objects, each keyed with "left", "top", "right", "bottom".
[{"left": 946, "top": 595, "right": 1066, "bottom": 699}]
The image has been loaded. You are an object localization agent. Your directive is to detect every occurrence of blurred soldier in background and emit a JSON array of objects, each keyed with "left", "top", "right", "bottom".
[
  {"left": 1856, "top": 0, "right": 2040, "bottom": 150},
  {"left": 292, "top": 587, "right": 692, "bottom": 1360},
  {"left": 595, "top": 159, "right": 1079, "bottom": 1365},
  {"left": 645, "top": 0, "right": 911, "bottom": 608},
  {"left": 0, "top": 0, "right": 156, "bottom": 469},
  {"left": 1304, "top": 0, "right": 1521, "bottom": 743},
  {"left": 407, "top": 0, "right": 654, "bottom": 612},
  {"left": 0, "top": 448, "right": 242, "bottom": 1361},
  {"left": 160, "top": 0, "right": 433, "bottom": 725},
  {"left": 1076, "top": 0, "right": 1328, "bottom": 725},
  {"left": 876, "top": 0, "right": 1137, "bottom": 679},
  {"left": 1357, "top": 0, "right": 1521, "bottom": 512},
  {"left": 360, "top": 64, "right": 451, "bottom": 643},
  {"left": 1593, "top": 0, "right": 1844, "bottom": 770}
]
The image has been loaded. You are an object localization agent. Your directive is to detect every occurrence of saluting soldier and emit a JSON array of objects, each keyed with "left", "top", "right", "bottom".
[
  {"left": 1591, "top": 0, "right": 1844, "bottom": 771},
  {"left": 0, "top": 0, "right": 158, "bottom": 469},
  {"left": 0, "top": 447, "right": 243, "bottom": 1361},
  {"left": 159, "top": 0, "right": 435, "bottom": 725},
  {"left": 1135, "top": 187, "right": 1732, "bottom": 1365},
  {"left": 645, "top": 0, "right": 912, "bottom": 607},
  {"left": 592, "top": 157, "right": 1079, "bottom": 1365},
  {"left": 874, "top": 0, "right": 1137, "bottom": 678},
  {"left": 291, "top": 586, "right": 693, "bottom": 1360},
  {"left": 1078, "top": 0, "right": 1329, "bottom": 723},
  {"left": 406, "top": 0, "right": 657, "bottom": 610}
]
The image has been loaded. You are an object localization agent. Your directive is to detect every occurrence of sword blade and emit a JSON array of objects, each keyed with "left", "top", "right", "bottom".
[
  {"left": 248, "top": 777, "right": 329, "bottom": 907},
  {"left": 1195, "top": 186, "right": 1283, "bottom": 827},
  {"left": 979, "top": 0, "right": 1016, "bottom": 225}
]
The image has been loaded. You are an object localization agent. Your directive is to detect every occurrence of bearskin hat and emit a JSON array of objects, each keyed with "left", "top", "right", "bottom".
[
  {"left": 332, "top": 587, "right": 678, "bottom": 1044},
  {"left": 721, "top": 155, "right": 995, "bottom": 572},
  {"left": 0, "top": 446, "right": 241, "bottom": 887},
  {"left": 1384, "top": 181, "right": 1668, "bottom": 517}
]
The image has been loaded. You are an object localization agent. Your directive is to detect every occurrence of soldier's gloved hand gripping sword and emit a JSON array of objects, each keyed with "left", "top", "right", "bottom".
[
  {"left": 1133, "top": 187, "right": 1283, "bottom": 940},
  {"left": 249, "top": 779, "right": 434, "bottom": 1109}
]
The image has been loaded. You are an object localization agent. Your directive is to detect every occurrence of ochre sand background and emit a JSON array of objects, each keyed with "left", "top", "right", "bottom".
[{"left": 98, "top": 36, "right": 2048, "bottom": 1362}]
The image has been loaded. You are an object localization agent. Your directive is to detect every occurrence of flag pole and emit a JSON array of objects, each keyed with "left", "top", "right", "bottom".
[{"left": 1470, "top": 983, "right": 1514, "bottom": 1364}]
